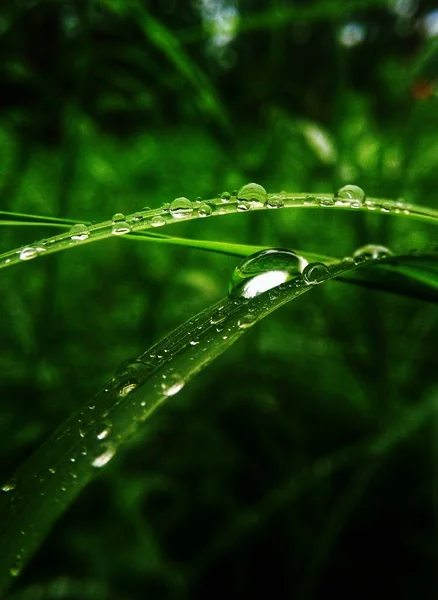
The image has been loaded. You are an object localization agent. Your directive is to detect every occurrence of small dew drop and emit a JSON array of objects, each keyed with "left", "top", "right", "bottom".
[
  {"left": 221, "top": 191, "right": 231, "bottom": 202},
  {"left": 238, "top": 313, "right": 257, "bottom": 329},
  {"left": 132, "top": 212, "right": 145, "bottom": 222},
  {"left": 302, "top": 262, "right": 331, "bottom": 285},
  {"left": 169, "top": 197, "right": 193, "bottom": 219},
  {"left": 265, "top": 194, "right": 284, "bottom": 209},
  {"left": 111, "top": 213, "right": 131, "bottom": 235},
  {"left": 334, "top": 184, "right": 366, "bottom": 206},
  {"left": 151, "top": 216, "right": 166, "bottom": 227},
  {"left": 190, "top": 338, "right": 200, "bottom": 346},
  {"left": 48, "top": 467, "right": 56, "bottom": 474},
  {"left": 19, "top": 246, "right": 42, "bottom": 261},
  {"left": 352, "top": 244, "right": 393, "bottom": 263},
  {"left": 237, "top": 182, "right": 268, "bottom": 205},
  {"left": 97, "top": 427, "right": 110, "bottom": 440},
  {"left": 319, "top": 197, "right": 335, "bottom": 207},
  {"left": 161, "top": 374, "right": 185, "bottom": 397},
  {"left": 69, "top": 223, "right": 90, "bottom": 241},
  {"left": 1, "top": 479, "right": 16, "bottom": 492},
  {"left": 10, "top": 566, "right": 20, "bottom": 577},
  {"left": 198, "top": 203, "right": 213, "bottom": 217},
  {"left": 92, "top": 446, "right": 116, "bottom": 468}
]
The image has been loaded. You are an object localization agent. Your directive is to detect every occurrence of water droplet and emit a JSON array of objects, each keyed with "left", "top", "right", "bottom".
[
  {"left": 319, "top": 197, "right": 335, "bottom": 206},
  {"left": 151, "top": 216, "right": 166, "bottom": 227},
  {"left": 69, "top": 223, "right": 89, "bottom": 241},
  {"left": 19, "top": 246, "right": 44, "bottom": 261},
  {"left": 10, "top": 566, "right": 20, "bottom": 577},
  {"left": 1, "top": 479, "right": 16, "bottom": 492},
  {"left": 237, "top": 182, "right": 268, "bottom": 205},
  {"left": 111, "top": 213, "right": 131, "bottom": 235},
  {"left": 265, "top": 194, "right": 284, "bottom": 209},
  {"left": 169, "top": 197, "right": 193, "bottom": 219},
  {"left": 161, "top": 374, "right": 185, "bottom": 397},
  {"left": 190, "top": 338, "right": 200, "bottom": 346},
  {"left": 97, "top": 427, "right": 110, "bottom": 440},
  {"left": 302, "top": 262, "right": 331, "bottom": 285},
  {"left": 48, "top": 467, "right": 56, "bottom": 474},
  {"left": 221, "top": 191, "right": 231, "bottom": 202},
  {"left": 229, "top": 248, "right": 308, "bottom": 299},
  {"left": 238, "top": 313, "right": 257, "bottom": 329},
  {"left": 210, "top": 313, "right": 226, "bottom": 326},
  {"left": 237, "top": 201, "right": 250, "bottom": 212},
  {"left": 334, "top": 184, "right": 366, "bottom": 206},
  {"left": 198, "top": 203, "right": 213, "bottom": 217},
  {"left": 92, "top": 445, "right": 116, "bottom": 468},
  {"left": 352, "top": 244, "right": 393, "bottom": 263},
  {"left": 114, "top": 359, "right": 152, "bottom": 396},
  {"left": 132, "top": 212, "right": 145, "bottom": 222}
]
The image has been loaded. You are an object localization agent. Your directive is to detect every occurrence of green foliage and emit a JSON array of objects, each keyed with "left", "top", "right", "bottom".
[{"left": 0, "top": 1, "right": 437, "bottom": 599}]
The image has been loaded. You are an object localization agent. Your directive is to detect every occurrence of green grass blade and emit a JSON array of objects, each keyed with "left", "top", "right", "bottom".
[{"left": 0, "top": 253, "right": 381, "bottom": 594}]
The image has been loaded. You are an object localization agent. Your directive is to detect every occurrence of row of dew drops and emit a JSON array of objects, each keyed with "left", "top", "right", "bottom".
[{"left": 14, "top": 183, "right": 407, "bottom": 262}]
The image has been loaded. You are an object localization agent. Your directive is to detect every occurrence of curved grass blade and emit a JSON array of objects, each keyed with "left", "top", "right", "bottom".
[
  {"left": 0, "top": 252, "right": 389, "bottom": 595},
  {"left": 0, "top": 192, "right": 437, "bottom": 270}
]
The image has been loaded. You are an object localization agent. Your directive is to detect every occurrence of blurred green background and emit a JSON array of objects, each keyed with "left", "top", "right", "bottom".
[{"left": 0, "top": 1, "right": 437, "bottom": 598}]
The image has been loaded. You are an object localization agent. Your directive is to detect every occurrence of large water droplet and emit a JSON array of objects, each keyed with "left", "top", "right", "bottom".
[
  {"left": 237, "top": 183, "right": 267, "bottom": 205},
  {"left": 19, "top": 246, "right": 45, "bottom": 261},
  {"left": 1, "top": 479, "right": 16, "bottom": 492},
  {"left": 334, "top": 184, "right": 366, "bottom": 207},
  {"left": 238, "top": 313, "right": 257, "bottom": 329},
  {"left": 92, "top": 445, "right": 116, "bottom": 468},
  {"left": 169, "top": 197, "right": 193, "bottom": 218},
  {"left": 151, "top": 216, "right": 166, "bottom": 227},
  {"left": 198, "top": 203, "right": 213, "bottom": 217},
  {"left": 69, "top": 223, "right": 90, "bottom": 241},
  {"left": 229, "top": 248, "right": 308, "bottom": 299},
  {"left": 352, "top": 244, "right": 393, "bottom": 263},
  {"left": 161, "top": 374, "right": 185, "bottom": 397},
  {"left": 111, "top": 213, "right": 131, "bottom": 235},
  {"left": 265, "top": 194, "right": 284, "bottom": 209},
  {"left": 302, "top": 262, "right": 331, "bottom": 285}
]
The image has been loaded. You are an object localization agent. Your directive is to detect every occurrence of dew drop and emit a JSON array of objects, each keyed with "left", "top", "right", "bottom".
[
  {"left": 352, "top": 244, "right": 393, "bottom": 263},
  {"left": 334, "top": 184, "right": 366, "bottom": 206},
  {"left": 19, "top": 246, "right": 43, "bottom": 261},
  {"left": 132, "top": 212, "right": 145, "bottom": 222},
  {"left": 161, "top": 374, "right": 185, "bottom": 397},
  {"left": 237, "top": 182, "right": 268, "bottom": 205},
  {"left": 229, "top": 248, "right": 308, "bottom": 299},
  {"left": 69, "top": 223, "right": 89, "bottom": 241},
  {"left": 97, "top": 427, "right": 110, "bottom": 440},
  {"left": 111, "top": 213, "right": 131, "bottom": 235},
  {"left": 151, "top": 216, "right": 166, "bottom": 227},
  {"left": 169, "top": 197, "right": 193, "bottom": 219},
  {"left": 221, "top": 191, "right": 231, "bottom": 202},
  {"left": 48, "top": 467, "right": 56, "bottom": 474},
  {"left": 237, "top": 201, "right": 251, "bottom": 212},
  {"left": 198, "top": 203, "right": 213, "bottom": 217},
  {"left": 238, "top": 313, "right": 257, "bottom": 329},
  {"left": 114, "top": 359, "right": 152, "bottom": 396},
  {"left": 1, "top": 479, "right": 16, "bottom": 492},
  {"left": 265, "top": 194, "right": 284, "bottom": 209},
  {"left": 319, "top": 197, "right": 335, "bottom": 206},
  {"left": 302, "top": 262, "right": 331, "bottom": 285},
  {"left": 92, "top": 445, "right": 116, "bottom": 468}
]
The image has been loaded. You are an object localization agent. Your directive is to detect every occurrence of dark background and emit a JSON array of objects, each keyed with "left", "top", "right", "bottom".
[{"left": 0, "top": 1, "right": 437, "bottom": 598}]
